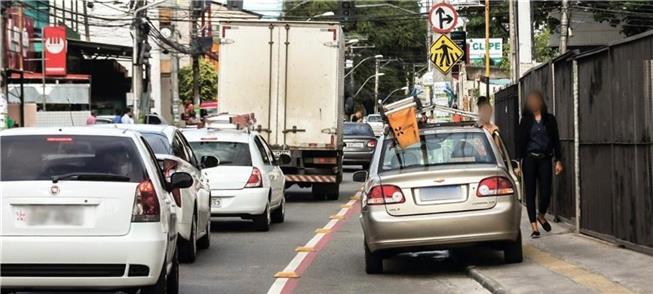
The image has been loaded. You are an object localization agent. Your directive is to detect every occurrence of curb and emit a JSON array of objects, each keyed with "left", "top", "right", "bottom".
[{"left": 465, "top": 265, "right": 509, "bottom": 294}]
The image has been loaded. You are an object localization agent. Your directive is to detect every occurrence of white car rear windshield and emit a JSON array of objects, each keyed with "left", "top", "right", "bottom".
[
  {"left": 189, "top": 141, "right": 252, "bottom": 166},
  {"left": 380, "top": 132, "right": 496, "bottom": 171},
  {"left": 0, "top": 135, "right": 147, "bottom": 182}
]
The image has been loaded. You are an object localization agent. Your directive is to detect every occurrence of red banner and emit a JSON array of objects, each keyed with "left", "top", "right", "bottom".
[{"left": 43, "top": 26, "right": 67, "bottom": 76}]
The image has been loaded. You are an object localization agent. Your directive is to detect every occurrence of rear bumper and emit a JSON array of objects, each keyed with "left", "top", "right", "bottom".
[
  {"left": 0, "top": 223, "right": 168, "bottom": 289},
  {"left": 343, "top": 150, "right": 374, "bottom": 163},
  {"left": 210, "top": 187, "right": 268, "bottom": 216},
  {"left": 361, "top": 199, "right": 521, "bottom": 253}
]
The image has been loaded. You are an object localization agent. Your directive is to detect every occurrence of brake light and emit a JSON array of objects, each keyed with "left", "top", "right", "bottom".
[
  {"left": 132, "top": 179, "right": 161, "bottom": 222},
  {"left": 46, "top": 137, "right": 73, "bottom": 142},
  {"left": 244, "top": 167, "right": 263, "bottom": 188},
  {"left": 477, "top": 176, "right": 514, "bottom": 197},
  {"left": 367, "top": 185, "right": 405, "bottom": 205},
  {"left": 367, "top": 139, "right": 377, "bottom": 148}
]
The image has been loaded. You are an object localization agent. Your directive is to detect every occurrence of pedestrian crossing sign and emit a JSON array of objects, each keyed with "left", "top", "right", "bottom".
[{"left": 430, "top": 34, "right": 464, "bottom": 75}]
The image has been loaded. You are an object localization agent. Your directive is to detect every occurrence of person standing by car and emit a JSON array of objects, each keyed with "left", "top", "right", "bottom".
[
  {"left": 121, "top": 107, "right": 134, "bottom": 124},
  {"left": 476, "top": 96, "right": 498, "bottom": 134},
  {"left": 86, "top": 110, "right": 97, "bottom": 125},
  {"left": 517, "top": 90, "right": 564, "bottom": 238}
]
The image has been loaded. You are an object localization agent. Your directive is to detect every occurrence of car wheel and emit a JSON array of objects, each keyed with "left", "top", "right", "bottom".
[
  {"left": 141, "top": 258, "right": 169, "bottom": 294},
  {"left": 166, "top": 251, "right": 179, "bottom": 294},
  {"left": 364, "top": 242, "right": 383, "bottom": 274},
  {"left": 271, "top": 196, "right": 285, "bottom": 223},
  {"left": 504, "top": 231, "right": 523, "bottom": 264},
  {"left": 197, "top": 218, "right": 211, "bottom": 250},
  {"left": 253, "top": 203, "right": 271, "bottom": 231},
  {"left": 325, "top": 184, "right": 340, "bottom": 201},
  {"left": 178, "top": 216, "right": 197, "bottom": 263}
]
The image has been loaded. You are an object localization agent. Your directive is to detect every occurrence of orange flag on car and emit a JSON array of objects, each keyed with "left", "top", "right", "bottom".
[{"left": 386, "top": 106, "right": 420, "bottom": 149}]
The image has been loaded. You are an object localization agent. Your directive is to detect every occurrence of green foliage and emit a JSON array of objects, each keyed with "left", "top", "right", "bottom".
[
  {"left": 284, "top": 0, "right": 425, "bottom": 113},
  {"left": 581, "top": 1, "right": 653, "bottom": 37},
  {"left": 178, "top": 58, "right": 218, "bottom": 103},
  {"left": 534, "top": 27, "right": 556, "bottom": 63}
]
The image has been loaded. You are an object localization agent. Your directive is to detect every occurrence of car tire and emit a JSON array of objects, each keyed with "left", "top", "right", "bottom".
[
  {"left": 253, "top": 204, "right": 271, "bottom": 231},
  {"left": 178, "top": 216, "right": 197, "bottom": 263},
  {"left": 166, "top": 251, "right": 180, "bottom": 294},
  {"left": 141, "top": 258, "right": 169, "bottom": 294},
  {"left": 325, "top": 184, "right": 340, "bottom": 201},
  {"left": 197, "top": 219, "right": 211, "bottom": 250},
  {"left": 504, "top": 231, "right": 523, "bottom": 264},
  {"left": 271, "top": 196, "right": 285, "bottom": 223},
  {"left": 364, "top": 242, "right": 383, "bottom": 274}
]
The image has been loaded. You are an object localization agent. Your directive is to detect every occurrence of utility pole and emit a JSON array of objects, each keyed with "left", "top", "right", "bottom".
[
  {"left": 374, "top": 58, "right": 380, "bottom": 103},
  {"left": 559, "top": 0, "right": 570, "bottom": 54},
  {"left": 82, "top": 0, "right": 90, "bottom": 41},
  {"left": 484, "top": 0, "right": 490, "bottom": 97},
  {"left": 132, "top": 0, "right": 144, "bottom": 118},
  {"left": 0, "top": 0, "right": 7, "bottom": 96},
  {"left": 191, "top": 16, "right": 200, "bottom": 119},
  {"left": 508, "top": 0, "right": 519, "bottom": 83}
]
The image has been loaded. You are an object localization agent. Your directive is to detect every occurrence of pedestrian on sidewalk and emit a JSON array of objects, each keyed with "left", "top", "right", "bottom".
[
  {"left": 121, "top": 107, "right": 134, "bottom": 124},
  {"left": 476, "top": 96, "right": 498, "bottom": 134},
  {"left": 86, "top": 110, "right": 97, "bottom": 125},
  {"left": 517, "top": 90, "right": 563, "bottom": 239}
]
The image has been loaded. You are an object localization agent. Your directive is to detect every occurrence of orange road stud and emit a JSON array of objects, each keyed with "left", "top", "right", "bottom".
[
  {"left": 294, "top": 246, "right": 315, "bottom": 252},
  {"left": 314, "top": 228, "right": 331, "bottom": 234},
  {"left": 274, "top": 271, "right": 300, "bottom": 278}
]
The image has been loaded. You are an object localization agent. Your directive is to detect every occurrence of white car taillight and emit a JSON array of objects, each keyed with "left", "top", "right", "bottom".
[
  {"left": 476, "top": 176, "right": 514, "bottom": 197},
  {"left": 244, "top": 167, "right": 263, "bottom": 188},
  {"left": 366, "top": 185, "right": 405, "bottom": 205},
  {"left": 132, "top": 179, "right": 161, "bottom": 222}
]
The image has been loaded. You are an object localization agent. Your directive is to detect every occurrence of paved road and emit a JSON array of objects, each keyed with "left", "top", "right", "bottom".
[{"left": 180, "top": 170, "right": 488, "bottom": 294}]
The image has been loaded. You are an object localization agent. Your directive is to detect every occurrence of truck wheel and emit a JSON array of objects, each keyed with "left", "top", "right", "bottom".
[
  {"left": 311, "top": 184, "right": 326, "bottom": 200},
  {"left": 325, "top": 184, "right": 340, "bottom": 200},
  {"left": 504, "top": 231, "right": 523, "bottom": 264}
]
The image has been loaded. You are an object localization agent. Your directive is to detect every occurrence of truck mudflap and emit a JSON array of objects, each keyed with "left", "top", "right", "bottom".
[{"left": 285, "top": 174, "right": 336, "bottom": 183}]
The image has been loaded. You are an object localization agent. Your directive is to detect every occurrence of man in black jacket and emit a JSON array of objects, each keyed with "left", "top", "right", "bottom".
[{"left": 517, "top": 90, "right": 564, "bottom": 238}]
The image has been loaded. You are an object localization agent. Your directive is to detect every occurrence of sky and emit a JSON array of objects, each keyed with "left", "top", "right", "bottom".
[{"left": 222, "top": 0, "right": 283, "bottom": 18}]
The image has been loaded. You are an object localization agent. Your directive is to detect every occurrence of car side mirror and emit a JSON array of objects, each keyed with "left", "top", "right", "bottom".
[
  {"left": 352, "top": 170, "right": 368, "bottom": 183},
  {"left": 510, "top": 159, "right": 521, "bottom": 170},
  {"left": 276, "top": 154, "right": 292, "bottom": 165},
  {"left": 168, "top": 172, "right": 193, "bottom": 191},
  {"left": 201, "top": 155, "right": 219, "bottom": 169}
]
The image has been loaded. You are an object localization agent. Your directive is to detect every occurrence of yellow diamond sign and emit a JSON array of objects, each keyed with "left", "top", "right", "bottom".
[{"left": 430, "top": 34, "right": 464, "bottom": 75}]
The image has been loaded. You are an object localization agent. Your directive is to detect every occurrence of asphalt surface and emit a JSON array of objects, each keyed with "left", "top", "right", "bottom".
[{"left": 180, "top": 169, "right": 488, "bottom": 294}]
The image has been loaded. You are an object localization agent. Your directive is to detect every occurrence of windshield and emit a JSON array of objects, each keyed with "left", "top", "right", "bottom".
[
  {"left": 189, "top": 141, "right": 252, "bottom": 166},
  {"left": 367, "top": 115, "right": 382, "bottom": 123},
  {"left": 344, "top": 123, "right": 374, "bottom": 137},
  {"left": 380, "top": 132, "right": 496, "bottom": 171},
  {"left": 142, "top": 132, "right": 172, "bottom": 155},
  {"left": 1, "top": 135, "right": 147, "bottom": 182}
]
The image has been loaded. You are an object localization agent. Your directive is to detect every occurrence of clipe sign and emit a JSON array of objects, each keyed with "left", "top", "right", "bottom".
[{"left": 43, "top": 26, "right": 67, "bottom": 76}]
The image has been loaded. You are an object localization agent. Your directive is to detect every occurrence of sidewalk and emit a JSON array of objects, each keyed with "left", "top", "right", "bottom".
[{"left": 470, "top": 211, "right": 653, "bottom": 294}]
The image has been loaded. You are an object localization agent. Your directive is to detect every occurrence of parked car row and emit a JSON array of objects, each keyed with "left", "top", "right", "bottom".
[{"left": 0, "top": 123, "right": 286, "bottom": 293}]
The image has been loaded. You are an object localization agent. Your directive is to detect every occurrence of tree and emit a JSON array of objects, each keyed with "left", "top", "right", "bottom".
[
  {"left": 178, "top": 58, "right": 218, "bottom": 103},
  {"left": 533, "top": 27, "right": 556, "bottom": 63},
  {"left": 579, "top": 1, "right": 653, "bottom": 37}
]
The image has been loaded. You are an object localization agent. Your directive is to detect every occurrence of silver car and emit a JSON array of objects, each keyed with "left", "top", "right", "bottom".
[{"left": 354, "top": 124, "right": 523, "bottom": 274}]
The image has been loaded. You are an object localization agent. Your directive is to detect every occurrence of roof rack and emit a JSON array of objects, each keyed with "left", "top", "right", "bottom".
[
  {"left": 421, "top": 121, "right": 479, "bottom": 128},
  {"left": 204, "top": 113, "right": 258, "bottom": 133}
]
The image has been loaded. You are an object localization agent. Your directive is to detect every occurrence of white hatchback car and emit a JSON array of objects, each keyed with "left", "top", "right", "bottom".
[
  {"left": 365, "top": 114, "right": 385, "bottom": 137},
  {"left": 97, "top": 124, "right": 213, "bottom": 263},
  {"left": 0, "top": 127, "right": 192, "bottom": 293},
  {"left": 182, "top": 128, "right": 286, "bottom": 231}
]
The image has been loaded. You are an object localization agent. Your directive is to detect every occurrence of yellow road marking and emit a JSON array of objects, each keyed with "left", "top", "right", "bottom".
[
  {"left": 329, "top": 215, "right": 345, "bottom": 220},
  {"left": 294, "top": 246, "right": 315, "bottom": 252},
  {"left": 524, "top": 245, "right": 633, "bottom": 294},
  {"left": 314, "top": 228, "right": 331, "bottom": 234},
  {"left": 273, "top": 271, "right": 300, "bottom": 278},
  {"left": 340, "top": 204, "right": 353, "bottom": 208}
]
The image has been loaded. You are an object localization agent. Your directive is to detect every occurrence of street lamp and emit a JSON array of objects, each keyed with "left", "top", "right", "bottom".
[
  {"left": 307, "top": 11, "right": 335, "bottom": 21},
  {"left": 382, "top": 86, "right": 409, "bottom": 104},
  {"left": 353, "top": 73, "right": 385, "bottom": 98},
  {"left": 344, "top": 54, "right": 383, "bottom": 78}
]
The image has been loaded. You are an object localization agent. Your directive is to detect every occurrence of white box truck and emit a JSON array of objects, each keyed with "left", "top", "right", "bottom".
[{"left": 217, "top": 21, "right": 344, "bottom": 200}]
